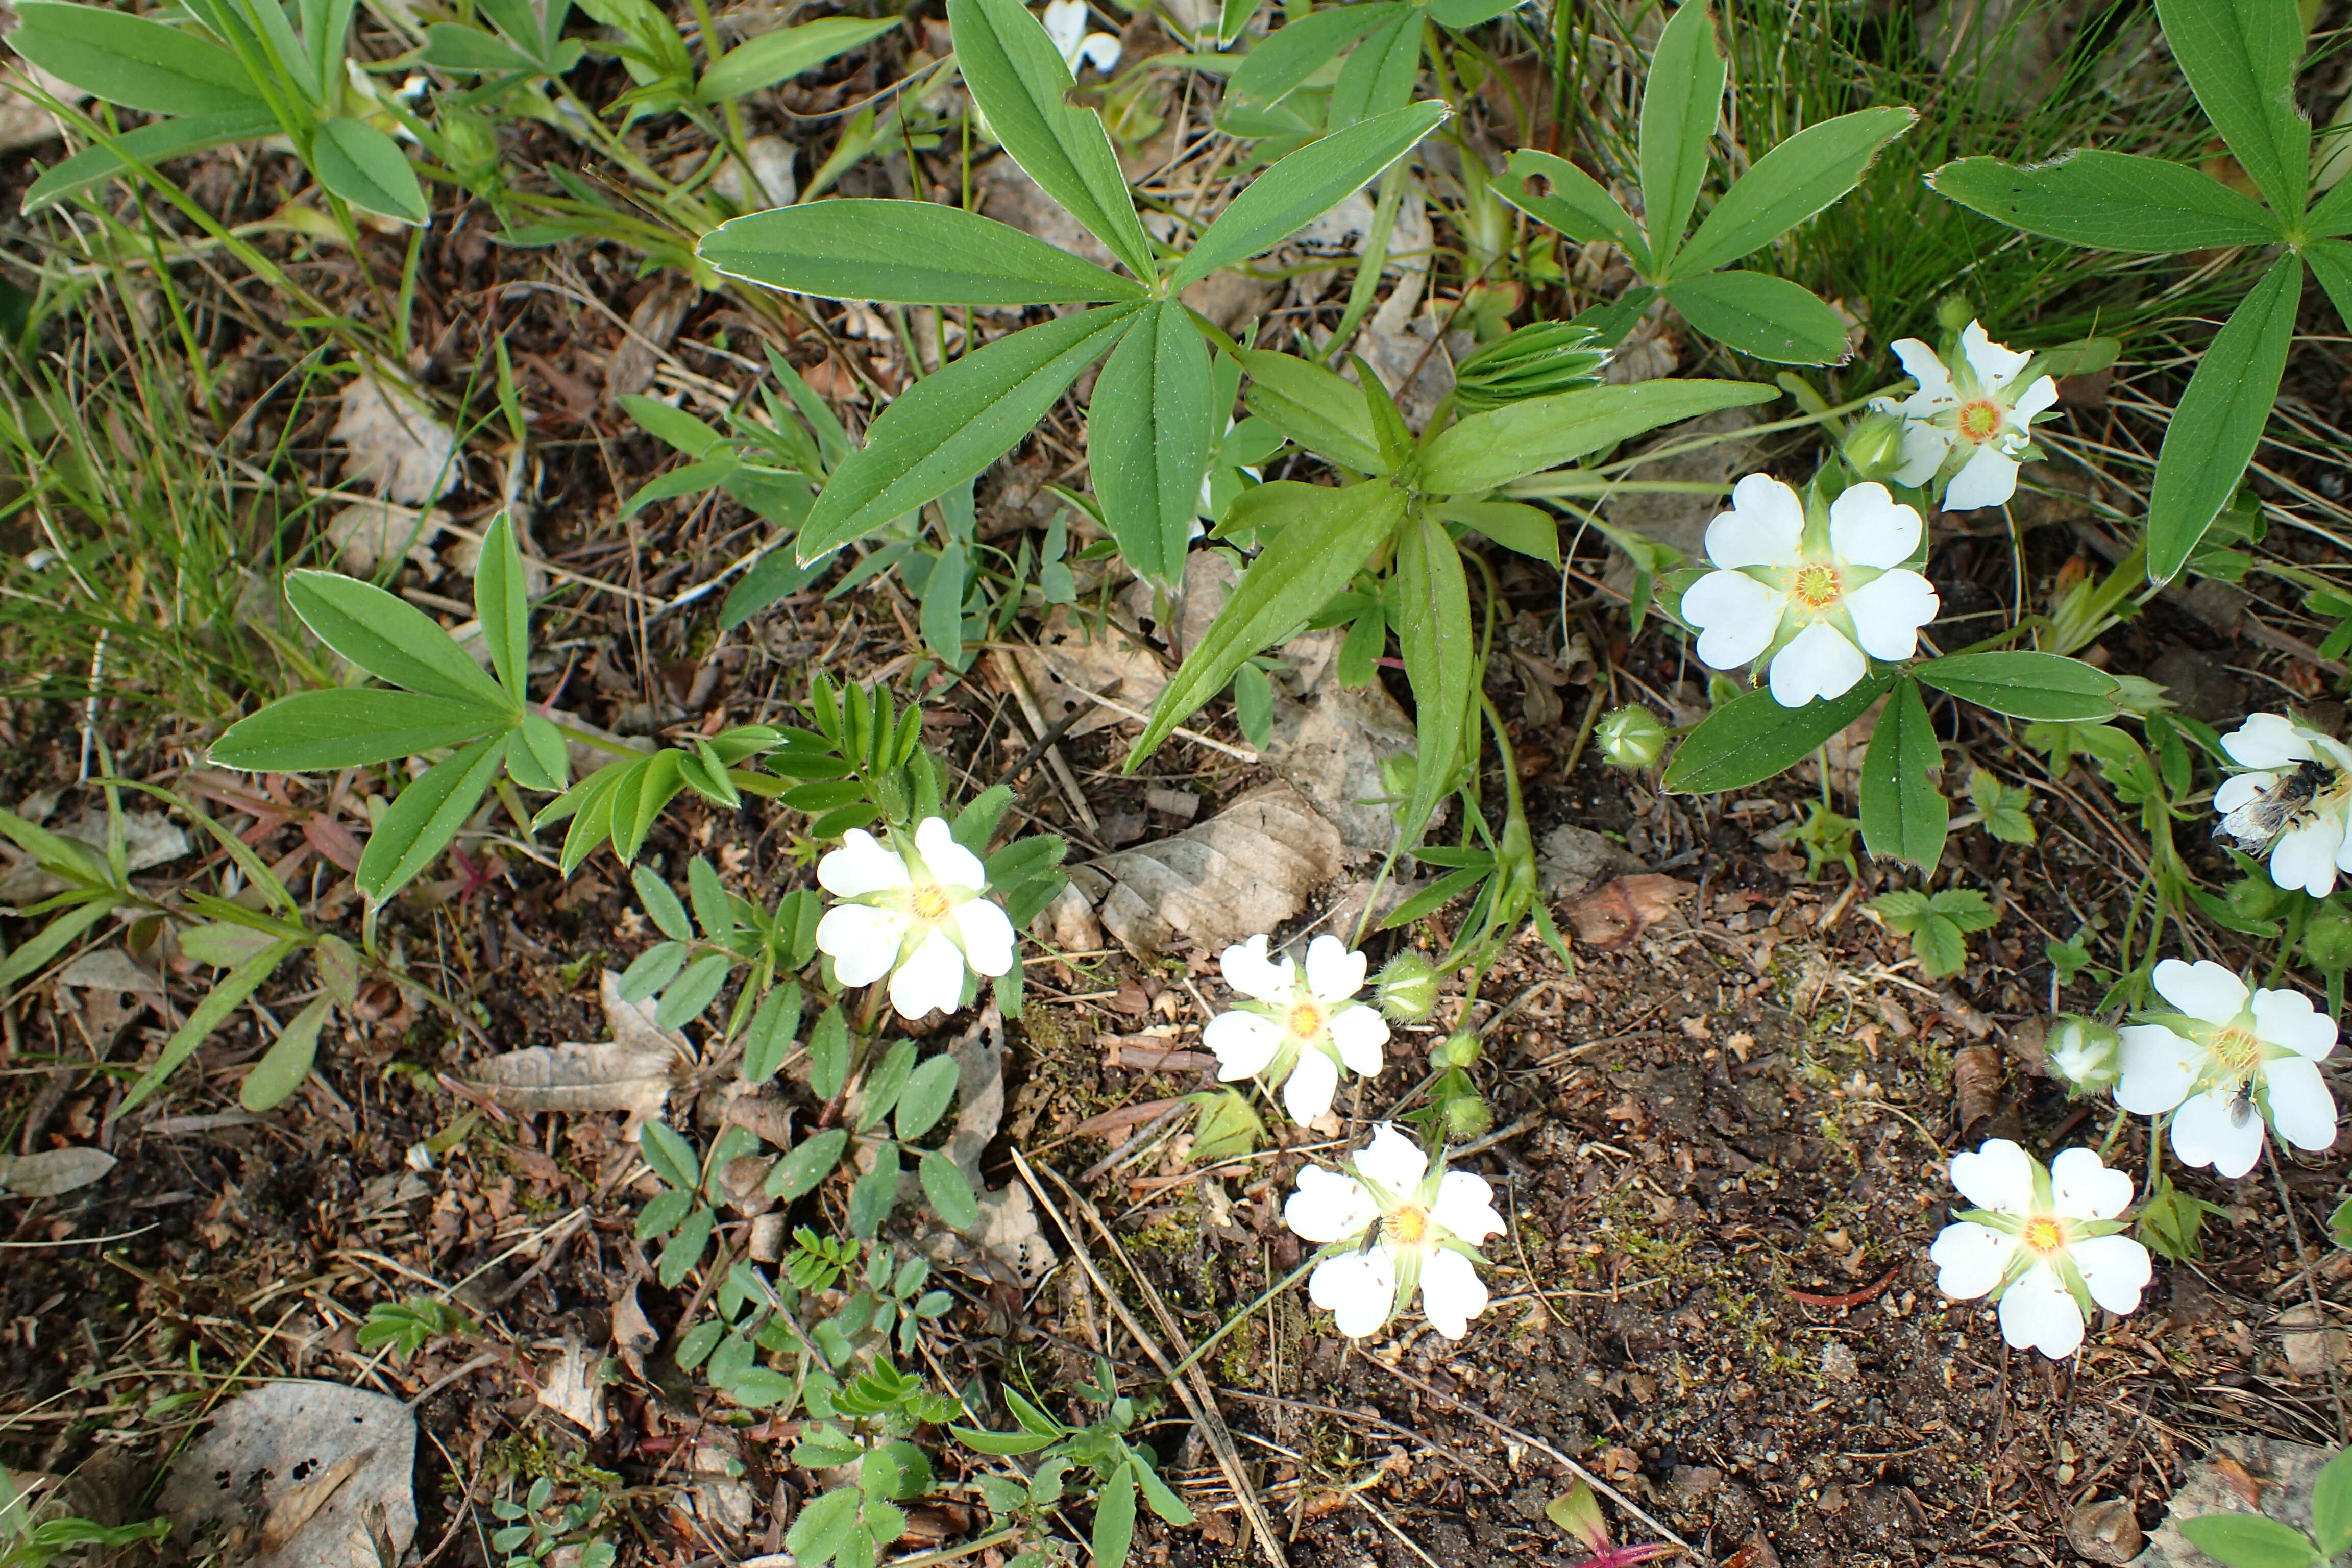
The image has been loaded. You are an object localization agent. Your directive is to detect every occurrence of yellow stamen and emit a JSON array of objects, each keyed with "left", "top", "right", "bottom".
[
  {"left": 1957, "top": 400, "right": 2002, "bottom": 443},
  {"left": 1287, "top": 1001, "right": 1326, "bottom": 1039},
  {"left": 1384, "top": 1206, "right": 1429, "bottom": 1246},
  {"left": 1791, "top": 562, "right": 1842, "bottom": 611},
  {"left": 2021, "top": 1216, "right": 2065, "bottom": 1256},
  {"left": 910, "top": 883, "right": 952, "bottom": 922},
  {"left": 2211, "top": 1025, "right": 2263, "bottom": 1074}
]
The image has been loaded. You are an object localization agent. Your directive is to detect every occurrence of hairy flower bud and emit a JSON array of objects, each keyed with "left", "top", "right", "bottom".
[
  {"left": 1596, "top": 706, "right": 1667, "bottom": 770},
  {"left": 2044, "top": 1015, "right": 2121, "bottom": 1095},
  {"left": 1452, "top": 322, "right": 1608, "bottom": 413},
  {"left": 1841, "top": 412, "right": 1907, "bottom": 483},
  {"left": 1375, "top": 951, "right": 1441, "bottom": 1023},
  {"left": 1430, "top": 1031, "right": 1482, "bottom": 1070},
  {"left": 1441, "top": 1090, "right": 1493, "bottom": 1141}
]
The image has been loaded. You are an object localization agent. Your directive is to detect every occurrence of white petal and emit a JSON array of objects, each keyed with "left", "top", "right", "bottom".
[
  {"left": 2153, "top": 958, "right": 2249, "bottom": 1024},
  {"left": 2271, "top": 817, "right": 2344, "bottom": 898},
  {"left": 1892, "top": 424, "right": 1955, "bottom": 486},
  {"left": 1431, "top": 1170, "right": 1504, "bottom": 1242},
  {"left": 951, "top": 895, "right": 1017, "bottom": 977},
  {"left": 1843, "top": 569, "right": 1939, "bottom": 660},
  {"left": 1828, "top": 483, "right": 1923, "bottom": 569},
  {"left": 2252, "top": 986, "right": 2338, "bottom": 1060},
  {"left": 1079, "top": 29, "right": 1121, "bottom": 71},
  {"left": 1326, "top": 1003, "right": 1389, "bottom": 1076},
  {"left": 1219, "top": 934, "right": 1293, "bottom": 1003},
  {"left": 2114, "top": 1025, "right": 2202, "bottom": 1114},
  {"left": 1997, "top": 1261, "right": 2086, "bottom": 1358},
  {"left": 2170, "top": 1087, "right": 2267, "bottom": 1178},
  {"left": 1705, "top": 475, "right": 1806, "bottom": 569},
  {"left": 1281, "top": 1046, "right": 1340, "bottom": 1124},
  {"left": 1041, "top": 0, "right": 1086, "bottom": 56},
  {"left": 818, "top": 830, "right": 910, "bottom": 897},
  {"left": 817, "top": 904, "right": 905, "bottom": 987},
  {"left": 1929, "top": 1221, "right": 2016, "bottom": 1300},
  {"left": 1285, "top": 1166, "right": 1378, "bottom": 1243},
  {"left": 1309, "top": 1250, "right": 1397, "bottom": 1338},
  {"left": 2261, "top": 1055, "right": 2339, "bottom": 1152},
  {"left": 1942, "top": 444, "right": 2020, "bottom": 511},
  {"left": 1418, "top": 1248, "right": 1490, "bottom": 1340},
  {"left": 2223, "top": 713, "right": 2316, "bottom": 770},
  {"left": 1304, "top": 935, "right": 1367, "bottom": 1003},
  {"left": 1949, "top": 1137, "right": 2036, "bottom": 1214},
  {"left": 2215, "top": 771, "right": 2277, "bottom": 813},
  {"left": 2069, "top": 1234, "right": 2152, "bottom": 1316},
  {"left": 2008, "top": 375, "right": 2058, "bottom": 425},
  {"left": 1890, "top": 338, "right": 1957, "bottom": 405},
  {"left": 889, "top": 928, "right": 969, "bottom": 1018},
  {"left": 1767, "top": 621, "right": 1867, "bottom": 706},
  {"left": 1204, "top": 1010, "right": 1284, "bottom": 1077},
  {"left": 2049, "top": 1146, "right": 2133, "bottom": 1221},
  {"left": 1961, "top": 321, "right": 2032, "bottom": 392},
  {"left": 1356, "top": 1122, "right": 1430, "bottom": 1196},
  {"left": 1683, "top": 570, "right": 1783, "bottom": 672},
  {"left": 914, "top": 816, "right": 989, "bottom": 891}
]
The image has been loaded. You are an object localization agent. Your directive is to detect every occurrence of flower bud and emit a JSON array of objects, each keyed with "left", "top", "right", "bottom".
[
  {"left": 1375, "top": 951, "right": 1441, "bottom": 1022},
  {"left": 1430, "top": 1031, "right": 1482, "bottom": 1070},
  {"left": 1453, "top": 322, "right": 1609, "bottom": 413},
  {"left": 2045, "top": 1015, "right": 2121, "bottom": 1095},
  {"left": 1441, "top": 1090, "right": 1493, "bottom": 1141},
  {"left": 1596, "top": 706, "right": 1667, "bottom": 770},
  {"left": 1841, "top": 412, "right": 1907, "bottom": 483}
]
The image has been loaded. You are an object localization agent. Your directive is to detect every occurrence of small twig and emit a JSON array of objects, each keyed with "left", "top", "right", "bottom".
[{"left": 987, "top": 650, "right": 1101, "bottom": 836}]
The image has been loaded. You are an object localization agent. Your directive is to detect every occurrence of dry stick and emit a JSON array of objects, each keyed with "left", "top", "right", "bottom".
[
  {"left": 1009, "top": 1149, "right": 1289, "bottom": 1568},
  {"left": 987, "top": 649, "right": 1101, "bottom": 836}
]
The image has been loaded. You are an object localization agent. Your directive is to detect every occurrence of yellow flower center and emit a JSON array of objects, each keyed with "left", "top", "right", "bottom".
[
  {"left": 909, "top": 882, "right": 953, "bottom": 922},
  {"left": 2211, "top": 1024, "right": 2263, "bottom": 1075},
  {"left": 2021, "top": 1216, "right": 2066, "bottom": 1256},
  {"left": 1957, "top": 399, "right": 2003, "bottom": 443},
  {"left": 1384, "top": 1206, "right": 1430, "bottom": 1246},
  {"left": 1287, "top": 1001, "right": 1326, "bottom": 1040},
  {"left": 1791, "top": 562, "right": 1843, "bottom": 611}
]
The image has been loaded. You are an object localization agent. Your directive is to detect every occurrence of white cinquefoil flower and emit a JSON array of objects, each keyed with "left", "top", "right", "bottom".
[
  {"left": 1042, "top": 0, "right": 1120, "bottom": 73},
  {"left": 815, "top": 817, "right": 1016, "bottom": 1020},
  {"left": 1206, "top": 934, "right": 1389, "bottom": 1123},
  {"left": 2115, "top": 958, "right": 2339, "bottom": 1178},
  {"left": 1930, "top": 1138, "right": 2150, "bottom": 1359},
  {"left": 1871, "top": 321, "right": 2057, "bottom": 511},
  {"left": 2212, "top": 712, "right": 2352, "bottom": 897},
  {"left": 1285, "top": 1123, "right": 1505, "bottom": 1339},
  {"left": 1681, "top": 474, "right": 1940, "bottom": 707}
]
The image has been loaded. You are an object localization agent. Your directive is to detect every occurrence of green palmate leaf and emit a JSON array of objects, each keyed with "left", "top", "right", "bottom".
[
  {"left": 1133, "top": 480, "right": 1406, "bottom": 762},
  {"left": 918, "top": 1148, "right": 979, "bottom": 1228},
  {"left": 1237, "top": 349, "right": 1383, "bottom": 473},
  {"left": 9, "top": 3, "right": 263, "bottom": 114},
  {"left": 1914, "top": 651, "right": 2119, "bottom": 720},
  {"left": 312, "top": 117, "right": 429, "bottom": 225},
  {"left": 633, "top": 862, "right": 690, "bottom": 938},
  {"left": 1173, "top": 100, "right": 1447, "bottom": 288},
  {"left": 946, "top": 0, "right": 1156, "bottom": 279},
  {"left": 1636, "top": 0, "right": 1724, "bottom": 270},
  {"left": 2313, "top": 1447, "right": 2352, "bottom": 1556},
  {"left": 1325, "top": 8, "right": 1417, "bottom": 129},
  {"left": 1428, "top": 0, "right": 1522, "bottom": 23},
  {"left": 285, "top": 570, "right": 516, "bottom": 708},
  {"left": 1437, "top": 499, "right": 1558, "bottom": 565},
  {"left": 617, "top": 940, "right": 685, "bottom": 999},
  {"left": 2310, "top": 167, "right": 2352, "bottom": 237},
  {"left": 797, "top": 304, "right": 1141, "bottom": 562},
  {"left": 2301, "top": 239, "right": 2352, "bottom": 341},
  {"left": 507, "top": 715, "right": 570, "bottom": 792},
  {"left": 699, "top": 199, "right": 1145, "bottom": 305},
  {"left": 895, "top": 1053, "right": 960, "bottom": 1139},
  {"left": 241, "top": 995, "right": 332, "bottom": 1111},
  {"left": 1670, "top": 106, "right": 1916, "bottom": 279},
  {"left": 699, "top": 15, "right": 900, "bottom": 101},
  {"left": 355, "top": 734, "right": 505, "bottom": 902},
  {"left": 1858, "top": 677, "right": 1947, "bottom": 868},
  {"left": 1494, "top": 149, "right": 1651, "bottom": 270},
  {"left": 1089, "top": 301, "right": 1212, "bottom": 584},
  {"left": 656, "top": 952, "right": 730, "bottom": 1027},
  {"left": 120, "top": 937, "right": 297, "bottom": 1113},
  {"left": 2146, "top": 251, "right": 2300, "bottom": 584},
  {"left": 1663, "top": 270, "right": 1852, "bottom": 364},
  {"left": 210, "top": 689, "right": 509, "bottom": 770},
  {"left": 2153, "top": 0, "right": 2309, "bottom": 220},
  {"left": 1928, "top": 150, "right": 2282, "bottom": 252},
  {"left": 1420, "top": 377, "right": 1775, "bottom": 494},
  {"left": 770, "top": 1127, "right": 848, "bottom": 1199},
  {"left": 1224, "top": 3, "right": 1396, "bottom": 108},
  {"left": 1662, "top": 674, "right": 1894, "bottom": 793},
  {"left": 23, "top": 108, "right": 277, "bottom": 210},
  {"left": 1392, "top": 511, "right": 1473, "bottom": 845},
  {"left": 476, "top": 512, "right": 530, "bottom": 700},
  {"left": 2176, "top": 1514, "right": 2323, "bottom": 1568}
]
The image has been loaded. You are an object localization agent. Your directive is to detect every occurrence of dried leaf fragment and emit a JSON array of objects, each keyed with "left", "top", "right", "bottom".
[
  {"left": 0, "top": 1146, "right": 116, "bottom": 1196},
  {"left": 1561, "top": 874, "right": 1694, "bottom": 949}
]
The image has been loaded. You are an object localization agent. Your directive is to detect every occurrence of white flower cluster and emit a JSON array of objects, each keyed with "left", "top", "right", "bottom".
[
  {"left": 1285, "top": 1123, "right": 1504, "bottom": 1340},
  {"left": 1932, "top": 1140, "right": 2149, "bottom": 1359},
  {"left": 1205, "top": 933, "right": 1389, "bottom": 1123},
  {"left": 1871, "top": 322, "right": 2057, "bottom": 511},
  {"left": 813, "top": 817, "right": 1016, "bottom": 1019}
]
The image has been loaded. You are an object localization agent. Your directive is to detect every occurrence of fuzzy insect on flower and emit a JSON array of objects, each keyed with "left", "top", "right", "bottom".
[
  {"left": 1205, "top": 934, "right": 1389, "bottom": 1123},
  {"left": 2212, "top": 712, "right": 2352, "bottom": 897},
  {"left": 1680, "top": 474, "right": 1940, "bottom": 707},
  {"left": 814, "top": 817, "right": 1015, "bottom": 1020},
  {"left": 1041, "top": 0, "right": 1121, "bottom": 74},
  {"left": 1870, "top": 321, "right": 2057, "bottom": 511},
  {"left": 1284, "top": 1123, "right": 1505, "bottom": 1339},
  {"left": 1930, "top": 1138, "right": 2151, "bottom": 1359},
  {"left": 2115, "top": 958, "right": 2339, "bottom": 1178}
]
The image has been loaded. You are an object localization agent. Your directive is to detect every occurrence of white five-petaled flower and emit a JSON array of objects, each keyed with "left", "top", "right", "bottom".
[
  {"left": 1041, "top": 0, "right": 1121, "bottom": 74},
  {"left": 1930, "top": 1139, "right": 2151, "bottom": 1360},
  {"left": 1285, "top": 1123, "right": 1505, "bottom": 1340},
  {"left": 815, "top": 817, "right": 1016, "bottom": 1020},
  {"left": 1205, "top": 934, "right": 1389, "bottom": 1123},
  {"left": 1680, "top": 474, "right": 1940, "bottom": 707},
  {"left": 2114, "top": 958, "right": 2339, "bottom": 1178},
  {"left": 2213, "top": 712, "right": 2352, "bottom": 897},
  {"left": 1871, "top": 321, "right": 2058, "bottom": 511}
]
